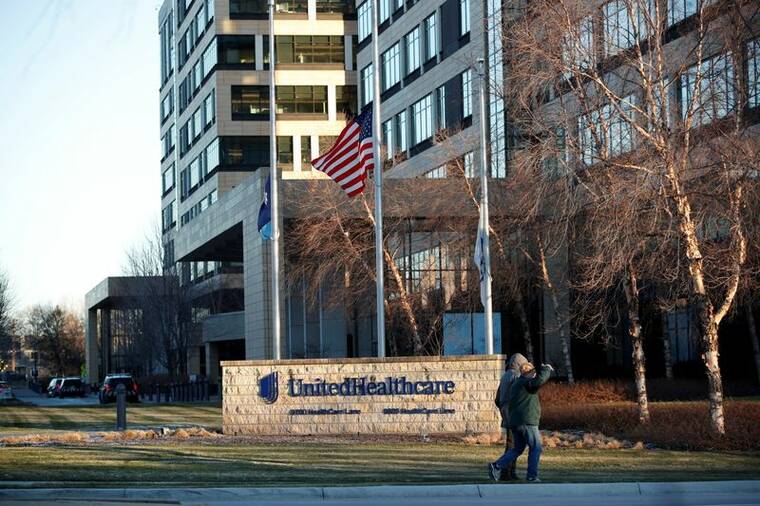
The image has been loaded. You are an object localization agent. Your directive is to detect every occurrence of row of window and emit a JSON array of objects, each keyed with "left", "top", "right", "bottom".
[
  {"left": 357, "top": 0, "right": 468, "bottom": 42},
  {"left": 231, "top": 85, "right": 356, "bottom": 119},
  {"left": 159, "top": 13, "right": 174, "bottom": 86},
  {"left": 161, "top": 124, "right": 176, "bottom": 161},
  {"left": 423, "top": 151, "right": 475, "bottom": 179},
  {"left": 229, "top": 0, "right": 355, "bottom": 18},
  {"left": 179, "top": 88, "right": 216, "bottom": 158},
  {"left": 563, "top": 0, "right": 717, "bottom": 72},
  {"left": 379, "top": 69, "right": 473, "bottom": 157},
  {"left": 180, "top": 138, "right": 220, "bottom": 200},
  {"left": 180, "top": 189, "right": 218, "bottom": 226},
  {"left": 564, "top": 42, "right": 760, "bottom": 169},
  {"left": 179, "top": 39, "right": 217, "bottom": 113},
  {"left": 178, "top": 0, "right": 215, "bottom": 69}
]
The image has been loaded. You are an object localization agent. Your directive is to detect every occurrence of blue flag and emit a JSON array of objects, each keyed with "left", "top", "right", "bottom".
[{"left": 257, "top": 176, "right": 272, "bottom": 240}]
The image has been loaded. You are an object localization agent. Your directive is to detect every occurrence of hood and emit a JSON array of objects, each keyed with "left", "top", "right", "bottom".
[{"left": 507, "top": 353, "right": 529, "bottom": 373}]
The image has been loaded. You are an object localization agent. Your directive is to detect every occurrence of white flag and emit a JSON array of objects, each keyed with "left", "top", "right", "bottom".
[{"left": 474, "top": 204, "right": 491, "bottom": 308}]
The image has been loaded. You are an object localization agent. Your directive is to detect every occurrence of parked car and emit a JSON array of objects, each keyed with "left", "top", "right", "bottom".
[
  {"left": 0, "top": 382, "right": 13, "bottom": 401},
  {"left": 58, "top": 377, "right": 85, "bottom": 398},
  {"left": 47, "top": 377, "right": 64, "bottom": 397},
  {"left": 99, "top": 374, "right": 139, "bottom": 404}
]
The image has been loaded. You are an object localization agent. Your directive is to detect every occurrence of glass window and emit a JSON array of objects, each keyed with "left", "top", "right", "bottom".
[
  {"left": 680, "top": 53, "right": 736, "bottom": 126},
  {"left": 276, "top": 35, "right": 344, "bottom": 64},
  {"left": 206, "top": 0, "right": 214, "bottom": 22},
  {"left": 361, "top": 64, "right": 374, "bottom": 106},
  {"left": 436, "top": 85, "right": 446, "bottom": 129},
  {"left": 460, "top": 0, "right": 470, "bottom": 36},
  {"left": 193, "top": 61, "right": 202, "bottom": 91},
  {"left": 218, "top": 36, "right": 256, "bottom": 65},
  {"left": 192, "top": 108, "right": 202, "bottom": 140},
  {"left": 229, "top": 0, "right": 267, "bottom": 18},
  {"left": 203, "top": 89, "right": 215, "bottom": 127},
  {"left": 162, "top": 201, "right": 176, "bottom": 231},
  {"left": 668, "top": 0, "right": 708, "bottom": 26},
  {"left": 231, "top": 85, "right": 270, "bottom": 119},
  {"left": 412, "top": 94, "right": 433, "bottom": 145},
  {"left": 406, "top": 27, "right": 421, "bottom": 75},
  {"left": 161, "top": 88, "right": 174, "bottom": 122},
  {"left": 220, "top": 136, "right": 270, "bottom": 167},
  {"left": 578, "top": 95, "right": 636, "bottom": 165},
  {"left": 206, "top": 138, "right": 220, "bottom": 171},
  {"left": 426, "top": 165, "right": 446, "bottom": 178},
  {"left": 202, "top": 38, "right": 217, "bottom": 77},
  {"left": 358, "top": 2, "right": 372, "bottom": 42},
  {"left": 563, "top": 16, "right": 594, "bottom": 74},
  {"left": 395, "top": 110, "right": 408, "bottom": 152},
  {"left": 462, "top": 69, "right": 473, "bottom": 118},
  {"left": 748, "top": 39, "right": 760, "bottom": 108},
  {"left": 382, "top": 43, "right": 401, "bottom": 91},
  {"left": 464, "top": 151, "right": 475, "bottom": 177},
  {"left": 275, "top": 86, "right": 328, "bottom": 115},
  {"left": 277, "top": 136, "right": 293, "bottom": 167},
  {"left": 424, "top": 13, "right": 438, "bottom": 61},
  {"left": 603, "top": 0, "right": 651, "bottom": 56},
  {"left": 382, "top": 119, "right": 394, "bottom": 159},
  {"left": 301, "top": 136, "right": 312, "bottom": 165},
  {"left": 379, "top": 0, "right": 390, "bottom": 23},
  {"left": 160, "top": 13, "right": 174, "bottom": 84},
  {"left": 276, "top": 1, "right": 308, "bottom": 14},
  {"left": 162, "top": 125, "right": 175, "bottom": 159},
  {"left": 162, "top": 164, "right": 175, "bottom": 193},
  {"left": 189, "top": 157, "right": 200, "bottom": 187},
  {"left": 336, "top": 85, "right": 357, "bottom": 118},
  {"left": 317, "top": 1, "right": 356, "bottom": 14}
]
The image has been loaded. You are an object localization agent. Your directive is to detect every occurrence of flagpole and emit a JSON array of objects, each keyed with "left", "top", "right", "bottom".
[
  {"left": 477, "top": 58, "right": 494, "bottom": 355},
  {"left": 370, "top": 0, "right": 385, "bottom": 358},
  {"left": 268, "top": 0, "right": 282, "bottom": 360}
]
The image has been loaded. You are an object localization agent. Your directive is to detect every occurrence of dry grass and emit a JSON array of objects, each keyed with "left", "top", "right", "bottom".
[{"left": 541, "top": 399, "right": 760, "bottom": 451}]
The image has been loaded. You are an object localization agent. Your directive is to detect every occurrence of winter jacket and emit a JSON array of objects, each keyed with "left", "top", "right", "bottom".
[
  {"left": 494, "top": 353, "right": 529, "bottom": 429},
  {"left": 508, "top": 365, "right": 552, "bottom": 427}
]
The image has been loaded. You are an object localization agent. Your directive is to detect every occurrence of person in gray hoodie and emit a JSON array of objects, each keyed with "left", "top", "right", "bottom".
[{"left": 493, "top": 353, "right": 529, "bottom": 480}]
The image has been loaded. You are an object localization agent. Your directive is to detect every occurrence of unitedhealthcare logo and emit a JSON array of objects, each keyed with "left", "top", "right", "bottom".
[{"left": 259, "top": 372, "right": 279, "bottom": 404}]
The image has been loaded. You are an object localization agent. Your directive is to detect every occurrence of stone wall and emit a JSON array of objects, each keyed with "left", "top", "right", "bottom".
[{"left": 222, "top": 355, "right": 505, "bottom": 435}]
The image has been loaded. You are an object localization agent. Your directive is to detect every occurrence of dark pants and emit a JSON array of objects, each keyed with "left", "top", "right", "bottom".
[
  {"left": 494, "top": 425, "right": 543, "bottom": 480},
  {"left": 498, "top": 428, "right": 518, "bottom": 480}
]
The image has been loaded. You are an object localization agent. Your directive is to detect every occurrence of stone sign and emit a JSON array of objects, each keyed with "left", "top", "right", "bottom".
[{"left": 222, "top": 355, "right": 505, "bottom": 435}]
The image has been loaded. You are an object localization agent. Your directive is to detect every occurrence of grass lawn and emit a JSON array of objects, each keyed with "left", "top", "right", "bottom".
[
  {"left": 0, "top": 403, "right": 221, "bottom": 435},
  {"left": 0, "top": 442, "right": 758, "bottom": 488}
]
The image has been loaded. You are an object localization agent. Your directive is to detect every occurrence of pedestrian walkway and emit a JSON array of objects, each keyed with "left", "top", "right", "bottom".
[{"left": 1, "top": 481, "right": 758, "bottom": 505}]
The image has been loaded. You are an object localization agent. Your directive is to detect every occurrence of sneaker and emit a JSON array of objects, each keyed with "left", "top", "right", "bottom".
[
  {"left": 488, "top": 463, "right": 500, "bottom": 482},
  {"left": 526, "top": 476, "right": 541, "bottom": 483}
]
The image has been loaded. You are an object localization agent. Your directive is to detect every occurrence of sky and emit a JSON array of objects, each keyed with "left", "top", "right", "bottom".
[{"left": 0, "top": 0, "right": 163, "bottom": 311}]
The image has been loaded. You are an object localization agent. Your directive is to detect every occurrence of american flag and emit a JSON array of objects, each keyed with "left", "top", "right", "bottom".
[{"left": 311, "top": 106, "right": 374, "bottom": 198}]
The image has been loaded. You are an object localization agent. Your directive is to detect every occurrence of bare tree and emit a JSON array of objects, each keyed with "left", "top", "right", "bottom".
[
  {"left": 123, "top": 223, "right": 190, "bottom": 379},
  {"left": 503, "top": 0, "right": 760, "bottom": 433},
  {"left": 0, "top": 268, "right": 17, "bottom": 369},
  {"left": 286, "top": 178, "right": 482, "bottom": 356},
  {"left": 25, "top": 305, "right": 84, "bottom": 376}
]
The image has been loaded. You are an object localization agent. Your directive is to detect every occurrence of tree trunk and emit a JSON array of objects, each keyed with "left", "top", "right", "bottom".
[
  {"left": 624, "top": 264, "right": 650, "bottom": 424},
  {"left": 661, "top": 313, "right": 674, "bottom": 380},
  {"left": 515, "top": 293, "right": 534, "bottom": 363},
  {"left": 538, "top": 239, "right": 574, "bottom": 383},
  {"left": 747, "top": 306, "right": 760, "bottom": 386},
  {"left": 666, "top": 174, "right": 744, "bottom": 435}
]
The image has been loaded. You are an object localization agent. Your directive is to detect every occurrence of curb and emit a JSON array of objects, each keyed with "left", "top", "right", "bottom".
[{"left": 0, "top": 480, "right": 759, "bottom": 502}]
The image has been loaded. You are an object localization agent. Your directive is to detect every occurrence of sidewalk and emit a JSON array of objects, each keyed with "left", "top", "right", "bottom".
[{"left": 1, "top": 480, "right": 759, "bottom": 504}]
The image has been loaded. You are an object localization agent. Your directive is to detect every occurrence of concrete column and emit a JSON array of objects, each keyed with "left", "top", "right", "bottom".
[
  {"left": 293, "top": 135, "right": 302, "bottom": 172},
  {"left": 255, "top": 35, "right": 264, "bottom": 71},
  {"left": 205, "top": 342, "right": 220, "bottom": 386},
  {"left": 344, "top": 35, "right": 353, "bottom": 71},
  {"left": 308, "top": 0, "right": 317, "bottom": 21},
  {"left": 328, "top": 85, "right": 337, "bottom": 122},
  {"left": 310, "top": 135, "right": 319, "bottom": 162},
  {"left": 85, "top": 309, "right": 99, "bottom": 384}
]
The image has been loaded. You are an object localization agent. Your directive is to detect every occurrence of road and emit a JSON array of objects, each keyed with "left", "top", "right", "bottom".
[
  {"left": 1, "top": 482, "right": 758, "bottom": 506},
  {"left": 11, "top": 387, "right": 100, "bottom": 407}
]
